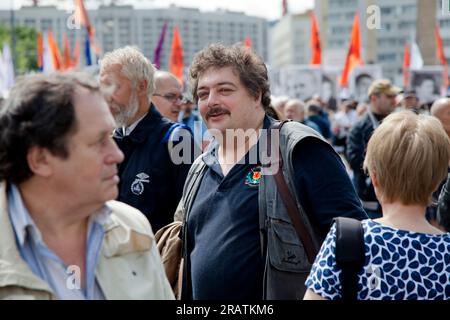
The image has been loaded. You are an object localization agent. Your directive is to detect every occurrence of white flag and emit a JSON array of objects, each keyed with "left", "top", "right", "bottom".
[
  {"left": 0, "top": 52, "right": 5, "bottom": 93},
  {"left": 42, "top": 32, "right": 55, "bottom": 73},
  {"left": 0, "top": 43, "right": 14, "bottom": 96},
  {"left": 410, "top": 41, "right": 424, "bottom": 69}
]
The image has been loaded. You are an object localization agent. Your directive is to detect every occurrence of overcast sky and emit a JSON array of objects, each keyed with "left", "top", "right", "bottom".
[{"left": 2, "top": 0, "right": 314, "bottom": 21}]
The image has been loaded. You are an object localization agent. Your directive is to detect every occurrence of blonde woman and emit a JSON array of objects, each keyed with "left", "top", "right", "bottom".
[{"left": 304, "top": 111, "right": 450, "bottom": 300}]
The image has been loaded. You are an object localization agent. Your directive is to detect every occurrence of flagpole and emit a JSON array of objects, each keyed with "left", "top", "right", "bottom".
[{"left": 9, "top": 0, "right": 17, "bottom": 74}]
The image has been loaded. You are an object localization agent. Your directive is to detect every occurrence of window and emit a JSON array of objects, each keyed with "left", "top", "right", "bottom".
[
  {"left": 24, "top": 18, "right": 36, "bottom": 27},
  {"left": 378, "top": 38, "right": 397, "bottom": 47},
  {"left": 398, "top": 21, "right": 414, "bottom": 30},
  {"left": 380, "top": 6, "right": 394, "bottom": 15},
  {"left": 41, "top": 19, "right": 53, "bottom": 32},
  {"left": 378, "top": 53, "right": 396, "bottom": 62},
  {"left": 381, "top": 23, "right": 392, "bottom": 31},
  {"left": 402, "top": 5, "right": 415, "bottom": 15}
]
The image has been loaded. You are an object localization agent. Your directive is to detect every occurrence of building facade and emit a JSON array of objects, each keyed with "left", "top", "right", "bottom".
[
  {"left": 313, "top": 0, "right": 445, "bottom": 85},
  {"left": 270, "top": 0, "right": 448, "bottom": 86},
  {"left": 0, "top": 4, "right": 268, "bottom": 71},
  {"left": 270, "top": 11, "right": 312, "bottom": 68}
]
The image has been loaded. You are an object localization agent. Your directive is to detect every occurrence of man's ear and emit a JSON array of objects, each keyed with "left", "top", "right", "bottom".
[
  {"left": 26, "top": 146, "right": 54, "bottom": 178},
  {"left": 254, "top": 91, "right": 263, "bottom": 105},
  {"left": 370, "top": 171, "right": 379, "bottom": 188},
  {"left": 137, "top": 79, "right": 148, "bottom": 98}
]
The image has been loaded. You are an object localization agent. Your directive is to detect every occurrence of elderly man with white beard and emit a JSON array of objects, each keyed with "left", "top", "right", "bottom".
[{"left": 99, "top": 46, "right": 195, "bottom": 233}]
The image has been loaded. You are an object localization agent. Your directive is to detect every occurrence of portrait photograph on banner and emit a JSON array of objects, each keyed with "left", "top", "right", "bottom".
[
  {"left": 281, "top": 65, "right": 321, "bottom": 102},
  {"left": 410, "top": 66, "right": 443, "bottom": 105},
  {"left": 321, "top": 67, "right": 341, "bottom": 111},
  {"left": 349, "top": 65, "right": 383, "bottom": 103},
  {"left": 268, "top": 66, "right": 284, "bottom": 97}
]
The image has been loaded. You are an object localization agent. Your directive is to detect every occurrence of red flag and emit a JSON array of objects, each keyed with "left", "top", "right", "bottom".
[
  {"left": 403, "top": 43, "right": 411, "bottom": 89},
  {"left": 244, "top": 36, "right": 252, "bottom": 48},
  {"left": 435, "top": 24, "right": 449, "bottom": 92},
  {"left": 310, "top": 12, "right": 321, "bottom": 65},
  {"left": 47, "top": 30, "right": 61, "bottom": 70},
  {"left": 339, "top": 14, "right": 363, "bottom": 87},
  {"left": 37, "top": 32, "right": 43, "bottom": 70},
  {"left": 63, "top": 33, "right": 71, "bottom": 70},
  {"left": 169, "top": 26, "right": 184, "bottom": 85}
]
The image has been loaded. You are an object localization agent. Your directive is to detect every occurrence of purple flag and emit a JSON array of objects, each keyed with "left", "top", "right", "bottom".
[{"left": 153, "top": 21, "right": 168, "bottom": 69}]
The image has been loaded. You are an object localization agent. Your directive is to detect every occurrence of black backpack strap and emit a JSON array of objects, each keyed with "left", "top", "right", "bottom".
[{"left": 334, "top": 217, "right": 365, "bottom": 301}]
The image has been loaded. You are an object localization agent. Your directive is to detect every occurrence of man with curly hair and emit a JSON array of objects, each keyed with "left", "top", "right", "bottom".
[{"left": 178, "top": 44, "right": 366, "bottom": 300}]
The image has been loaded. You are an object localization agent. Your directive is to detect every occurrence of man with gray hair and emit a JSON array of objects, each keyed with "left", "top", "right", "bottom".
[
  {"left": 100, "top": 46, "right": 195, "bottom": 232},
  {"left": 283, "top": 99, "right": 320, "bottom": 133}
]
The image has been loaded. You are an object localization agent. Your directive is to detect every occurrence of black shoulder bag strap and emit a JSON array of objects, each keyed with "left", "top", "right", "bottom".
[
  {"left": 268, "top": 120, "right": 318, "bottom": 264},
  {"left": 334, "top": 217, "right": 365, "bottom": 300}
]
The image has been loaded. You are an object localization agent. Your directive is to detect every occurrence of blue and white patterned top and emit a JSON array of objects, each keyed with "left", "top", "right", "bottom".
[{"left": 305, "top": 219, "right": 450, "bottom": 300}]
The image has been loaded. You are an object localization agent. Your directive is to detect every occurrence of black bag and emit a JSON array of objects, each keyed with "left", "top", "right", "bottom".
[{"left": 334, "top": 217, "right": 365, "bottom": 300}]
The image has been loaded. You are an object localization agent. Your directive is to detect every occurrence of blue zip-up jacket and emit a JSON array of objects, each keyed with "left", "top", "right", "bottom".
[{"left": 113, "top": 104, "right": 195, "bottom": 232}]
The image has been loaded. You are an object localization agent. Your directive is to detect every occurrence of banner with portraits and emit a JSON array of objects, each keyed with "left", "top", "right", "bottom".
[
  {"left": 321, "top": 67, "right": 341, "bottom": 111},
  {"left": 267, "top": 66, "right": 284, "bottom": 97},
  {"left": 349, "top": 65, "right": 383, "bottom": 103},
  {"left": 268, "top": 64, "right": 384, "bottom": 107},
  {"left": 410, "top": 66, "right": 444, "bottom": 104},
  {"left": 279, "top": 65, "right": 322, "bottom": 102}
]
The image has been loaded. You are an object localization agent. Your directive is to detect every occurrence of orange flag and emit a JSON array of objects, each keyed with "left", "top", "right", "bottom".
[
  {"left": 72, "top": 37, "right": 80, "bottom": 68},
  {"left": 63, "top": 33, "right": 71, "bottom": 70},
  {"left": 339, "top": 14, "right": 363, "bottom": 87},
  {"left": 436, "top": 25, "right": 447, "bottom": 65},
  {"left": 169, "top": 26, "right": 184, "bottom": 85},
  {"left": 37, "top": 32, "right": 43, "bottom": 70},
  {"left": 74, "top": 0, "right": 93, "bottom": 38},
  {"left": 403, "top": 43, "right": 411, "bottom": 89},
  {"left": 74, "top": 0, "right": 101, "bottom": 56},
  {"left": 47, "top": 30, "right": 61, "bottom": 70},
  {"left": 244, "top": 36, "right": 252, "bottom": 48},
  {"left": 435, "top": 25, "right": 448, "bottom": 92},
  {"left": 310, "top": 12, "right": 321, "bottom": 65}
]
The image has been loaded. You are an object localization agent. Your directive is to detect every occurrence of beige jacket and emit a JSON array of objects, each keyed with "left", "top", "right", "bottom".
[{"left": 0, "top": 182, "right": 175, "bottom": 300}]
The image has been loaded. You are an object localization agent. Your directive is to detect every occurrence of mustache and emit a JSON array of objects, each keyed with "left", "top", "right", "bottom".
[{"left": 205, "top": 107, "right": 230, "bottom": 120}]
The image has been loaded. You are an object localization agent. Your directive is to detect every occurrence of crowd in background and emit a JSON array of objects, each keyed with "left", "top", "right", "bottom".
[{"left": 0, "top": 43, "right": 448, "bottom": 301}]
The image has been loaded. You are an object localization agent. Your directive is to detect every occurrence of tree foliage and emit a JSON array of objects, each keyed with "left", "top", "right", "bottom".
[{"left": 0, "top": 24, "right": 38, "bottom": 74}]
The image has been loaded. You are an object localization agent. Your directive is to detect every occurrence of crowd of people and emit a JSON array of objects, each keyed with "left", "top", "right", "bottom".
[{"left": 0, "top": 43, "right": 448, "bottom": 300}]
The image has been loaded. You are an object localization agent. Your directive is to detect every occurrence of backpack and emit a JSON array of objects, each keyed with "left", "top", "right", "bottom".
[
  {"left": 154, "top": 221, "right": 183, "bottom": 299},
  {"left": 162, "top": 122, "right": 192, "bottom": 156},
  {"left": 334, "top": 217, "right": 365, "bottom": 300}
]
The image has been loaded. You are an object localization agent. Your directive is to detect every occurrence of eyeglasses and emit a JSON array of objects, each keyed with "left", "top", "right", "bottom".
[{"left": 153, "top": 93, "right": 183, "bottom": 103}]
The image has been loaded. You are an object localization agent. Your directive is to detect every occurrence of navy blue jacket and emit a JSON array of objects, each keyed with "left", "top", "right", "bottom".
[
  {"left": 346, "top": 112, "right": 378, "bottom": 205},
  {"left": 113, "top": 105, "right": 194, "bottom": 232}
]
